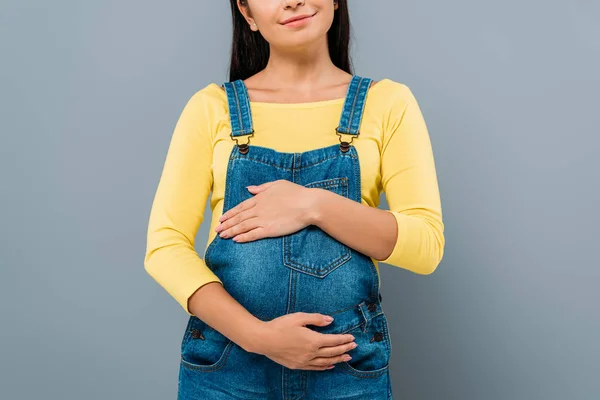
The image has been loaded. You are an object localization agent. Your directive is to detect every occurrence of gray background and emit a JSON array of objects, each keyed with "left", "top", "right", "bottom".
[{"left": 1, "top": 0, "right": 598, "bottom": 399}]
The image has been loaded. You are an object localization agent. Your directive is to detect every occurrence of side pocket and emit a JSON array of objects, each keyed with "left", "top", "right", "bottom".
[
  {"left": 338, "top": 313, "right": 391, "bottom": 378},
  {"left": 283, "top": 177, "right": 352, "bottom": 278},
  {"left": 180, "top": 317, "right": 235, "bottom": 373}
]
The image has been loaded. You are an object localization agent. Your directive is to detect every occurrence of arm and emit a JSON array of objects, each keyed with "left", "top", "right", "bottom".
[
  {"left": 305, "top": 190, "right": 399, "bottom": 262},
  {"left": 307, "top": 84, "right": 445, "bottom": 274},
  {"left": 144, "top": 89, "right": 265, "bottom": 352}
]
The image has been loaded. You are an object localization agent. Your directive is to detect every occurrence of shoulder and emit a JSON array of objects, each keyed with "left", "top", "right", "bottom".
[
  {"left": 174, "top": 82, "right": 230, "bottom": 138},
  {"left": 185, "top": 82, "right": 228, "bottom": 111},
  {"left": 368, "top": 78, "right": 418, "bottom": 112},
  {"left": 367, "top": 78, "right": 427, "bottom": 142}
]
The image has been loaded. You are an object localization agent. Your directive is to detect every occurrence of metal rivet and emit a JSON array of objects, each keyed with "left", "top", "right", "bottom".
[
  {"left": 370, "top": 332, "right": 384, "bottom": 342},
  {"left": 367, "top": 302, "right": 377, "bottom": 312},
  {"left": 238, "top": 144, "right": 249, "bottom": 154},
  {"left": 191, "top": 329, "right": 204, "bottom": 340}
]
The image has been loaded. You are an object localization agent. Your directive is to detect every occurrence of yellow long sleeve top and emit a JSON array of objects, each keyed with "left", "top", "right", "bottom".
[{"left": 145, "top": 78, "right": 445, "bottom": 315}]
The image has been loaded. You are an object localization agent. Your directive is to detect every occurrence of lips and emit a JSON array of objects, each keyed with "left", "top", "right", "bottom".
[{"left": 280, "top": 13, "right": 315, "bottom": 25}]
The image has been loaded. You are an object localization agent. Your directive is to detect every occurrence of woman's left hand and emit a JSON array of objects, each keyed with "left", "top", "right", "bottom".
[{"left": 215, "top": 179, "right": 318, "bottom": 243}]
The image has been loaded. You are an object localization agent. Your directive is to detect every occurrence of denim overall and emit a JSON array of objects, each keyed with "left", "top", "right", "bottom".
[{"left": 178, "top": 75, "right": 393, "bottom": 399}]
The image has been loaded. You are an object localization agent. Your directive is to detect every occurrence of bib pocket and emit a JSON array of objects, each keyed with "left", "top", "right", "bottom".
[{"left": 283, "top": 177, "right": 352, "bottom": 278}]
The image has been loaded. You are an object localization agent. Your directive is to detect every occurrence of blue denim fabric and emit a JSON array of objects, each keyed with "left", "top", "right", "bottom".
[{"left": 178, "top": 75, "right": 393, "bottom": 399}]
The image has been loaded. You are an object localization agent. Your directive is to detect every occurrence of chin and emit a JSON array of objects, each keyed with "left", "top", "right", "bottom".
[{"left": 279, "top": 29, "right": 326, "bottom": 48}]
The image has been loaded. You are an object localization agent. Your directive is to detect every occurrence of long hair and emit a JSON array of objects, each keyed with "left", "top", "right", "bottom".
[{"left": 227, "top": 0, "right": 352, "bottom": 82}]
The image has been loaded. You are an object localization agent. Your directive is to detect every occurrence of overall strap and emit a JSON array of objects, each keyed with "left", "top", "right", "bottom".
[
  {"left": 336, "top": 75, "right": 373, "bottom": 136},
  {"left": 222, "top": 79, "right": 255, "bottom": 154}
]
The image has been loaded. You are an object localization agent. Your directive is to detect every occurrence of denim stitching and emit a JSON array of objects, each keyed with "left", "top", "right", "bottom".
[
  {"left": 229, "top": 151, "right": 357, "bottom": 170},
  {"left": 338, "top": 361, "right": 389, "bottom": 379},
  {"left": 232, "top": 82, "right": 243, "bottom": 136},
  {"left": 180, "top": 340, "right": 235, "bottom": 372},
  {"left": 283, "top": 177, "right": 351, "bottom": 276},
  {"left": 347, "top": 76, "right": 362, "bottom": 135}
]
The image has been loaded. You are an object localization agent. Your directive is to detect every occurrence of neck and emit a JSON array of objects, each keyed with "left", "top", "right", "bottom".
[{"left": 261, "top": 39, "right": 341, "bottom": 91}]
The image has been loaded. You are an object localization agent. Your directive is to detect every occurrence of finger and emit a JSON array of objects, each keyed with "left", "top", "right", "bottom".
[
  {"left": 315, "top": 340, "right": 357, "bottom": 358},
  {"left": 218, "top": 208, "right": 256, "bottom": 234},
  {"left": 233, "top": 226, "right": 268, "bottom": 243},
  {"left": 299, "top": 312, "right": 338, "bottom": 327},
  {"left": 307, "top": 353, "right": 352, "bottom": 368},
  {"left": 220, "top": 202, "right": 244, "bottom": 222},
  {"left": 315, "top": 332, "right": 356, "bottom": 348},
  {"left": 260, "top": 180, "right": 279, "bottom": 189},
  {"left": 301, "top": 364, "right": 335, "bottom": 371},
  {"left": 247, "top": 180, "right": 279, "bottom": 194},
  {"left": 223, "top": 216, "right": 259, "bottom": 238},
  {"left": 219, "top": 197, "right": 255, "bottom": 222}
]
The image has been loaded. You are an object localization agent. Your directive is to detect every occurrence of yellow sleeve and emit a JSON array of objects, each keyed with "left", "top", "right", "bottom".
[
  {"left": 144, "top": 88, "right": 223, "bottom": 315},
  {"left": 378, "top": 84, "right": 445, "bottom": 274}
]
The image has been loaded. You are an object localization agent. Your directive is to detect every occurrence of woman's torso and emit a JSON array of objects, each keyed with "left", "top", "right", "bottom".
[{"left": 201, "top": 77, "right": 403, "bottom": 277}]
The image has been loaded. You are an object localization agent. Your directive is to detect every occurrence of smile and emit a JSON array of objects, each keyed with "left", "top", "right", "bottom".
[{"left": 281, "top": 14, "right": 316, "bottom": 27}]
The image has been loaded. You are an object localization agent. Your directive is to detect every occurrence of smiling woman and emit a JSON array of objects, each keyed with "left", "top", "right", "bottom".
[{"left": 144, "top": 1, "right": 444, "bottom": 399}]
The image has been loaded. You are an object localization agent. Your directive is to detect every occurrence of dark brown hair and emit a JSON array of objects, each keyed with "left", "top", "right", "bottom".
[{"left": 227, "top": 0, "right": 352, "bottom": 82}]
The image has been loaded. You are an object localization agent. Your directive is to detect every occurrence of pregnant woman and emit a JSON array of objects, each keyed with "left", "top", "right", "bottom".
[{"left": 144, "top": 0, "right": 445, "bottom": 399}]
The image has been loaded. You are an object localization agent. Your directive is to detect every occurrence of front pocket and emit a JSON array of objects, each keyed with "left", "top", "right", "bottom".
[
  {"left": 338, "top": 313, "right": 392, "bottom": 378},
  {"left": 180, "top": 316, "right": 235, "bottom": 372},
  {"left": 283, "top": 177, "right": 352, "bottom": 278}
]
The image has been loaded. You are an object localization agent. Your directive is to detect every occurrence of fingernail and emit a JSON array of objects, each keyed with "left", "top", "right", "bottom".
[
  {"left": 324, "top": 316, "right": 333, "bottom": 322},
  {"left": 350, "top": 342, "right": 357, "bottom": 349},
  {"left": 343, "top": 355, "right": 352, "bottom": 361}
]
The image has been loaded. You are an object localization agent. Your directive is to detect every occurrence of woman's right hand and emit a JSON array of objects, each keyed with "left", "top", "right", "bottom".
[{"left": 250, "top": 312, "right": 358, "bottom": 371}]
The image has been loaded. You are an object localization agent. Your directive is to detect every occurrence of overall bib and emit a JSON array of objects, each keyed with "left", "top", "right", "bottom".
[{"left": 178, "top": 75, "right": 393, "bottom": 400}]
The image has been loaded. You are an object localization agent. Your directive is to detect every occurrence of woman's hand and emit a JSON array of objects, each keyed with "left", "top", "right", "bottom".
[
  {"left": 215, "top": 179, "right": 319, "bottom": 243},
  {"left": 250, "top": 313, "right": 358, "bottom": 371}
]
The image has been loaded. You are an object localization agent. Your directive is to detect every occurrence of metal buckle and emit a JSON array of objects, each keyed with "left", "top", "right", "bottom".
[
  {"left": 335, "top": 127, "right": 357, "bottom": 153},
  {"left": 230, "top": 130, "right": 254, "bottom": 155}
]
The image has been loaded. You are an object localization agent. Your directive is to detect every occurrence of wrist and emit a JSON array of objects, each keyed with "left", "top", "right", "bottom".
[
  {"left": 304, "top": 187, "right": 325, "bottom": 226},
  {"left": 240, "top": 318, "right": 271, "bottom": 354}
]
